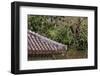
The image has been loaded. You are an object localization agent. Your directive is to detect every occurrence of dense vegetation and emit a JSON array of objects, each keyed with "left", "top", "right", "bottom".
[{"left": 28, "top": 15, "right": 88, "bottom": 51}]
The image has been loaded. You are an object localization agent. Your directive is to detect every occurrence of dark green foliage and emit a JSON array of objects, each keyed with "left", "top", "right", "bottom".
[{"left": 28, "top": 15, "right": 88, "bottom": 51}]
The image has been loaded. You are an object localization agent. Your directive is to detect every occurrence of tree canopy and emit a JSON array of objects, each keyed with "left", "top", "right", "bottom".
[{"left": 28, "top": 15, "right": 88, "bottom": 51}]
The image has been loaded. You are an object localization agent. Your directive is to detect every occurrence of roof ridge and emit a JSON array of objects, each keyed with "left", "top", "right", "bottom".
[{"left": 28, "top": 30, "right": 66, "bottom": 47}]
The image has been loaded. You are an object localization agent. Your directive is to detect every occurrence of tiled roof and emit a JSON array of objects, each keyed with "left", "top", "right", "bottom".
[{"left": 28, "top": 31, "right": 67, "bottom": 55}]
